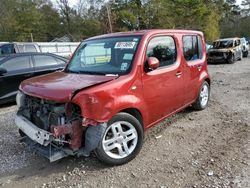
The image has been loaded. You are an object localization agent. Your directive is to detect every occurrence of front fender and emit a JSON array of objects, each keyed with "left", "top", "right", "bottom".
[{"left": 72, "top": 91, "right": 147, "bottom": 125}]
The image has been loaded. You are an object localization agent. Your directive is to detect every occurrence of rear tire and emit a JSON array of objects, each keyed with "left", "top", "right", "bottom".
[
  {"left": 243, "top": 51, "right": 248, "bottom": 58},
  {"left": 95, "top": 112, "right": 144, "bottom": 165},
  {"left": 193, "top": 81, "right": 210, "bottom": 110}
]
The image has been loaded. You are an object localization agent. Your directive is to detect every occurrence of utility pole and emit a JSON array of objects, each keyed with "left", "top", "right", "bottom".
[
  {"left": 30, "top": 33, "right": 34, "bottom": 42},
  {"left": 106, "top": 3, "right": 113, "bottom": 33}
]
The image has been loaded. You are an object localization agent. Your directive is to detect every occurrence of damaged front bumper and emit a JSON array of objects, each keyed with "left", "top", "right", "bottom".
[
  {"left": 208, "top": 56, "right": 227, "bottom": 63},
  {"left": 16, "top": 115, "right": 53, "bottom": 146},
  {"left": 15, "top": 115, "right": 107, "bottom": 162}
]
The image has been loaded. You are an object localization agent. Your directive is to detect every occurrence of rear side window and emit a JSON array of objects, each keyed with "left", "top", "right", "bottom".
[
  {"left": 33, "top": 55, "right": 58, "bottom": 67},
  {"left": 147, "top": 36, "right": 177, "bottom": 67},
  {"left": 0, "top": 56, "right": 30, "bottom": 71},
  {"left": 237, "top": 40, "right": 241, "bottom": 46},
  {"left": 183, "top": 35, "right": 203, "bottom": 61}
]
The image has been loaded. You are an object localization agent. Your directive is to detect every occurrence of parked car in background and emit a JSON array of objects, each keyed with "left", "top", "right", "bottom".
[
  {"left": 206, "top": 43, "right": 212, "bottom": 52},
  {"left": 0, "top": 42, "right": 80, "bottom": 58},
  {"left": 240, "top": 37, "right": 249, "bottom": 57},
  {"left": 15, "top": 30, "right": 210, "bottom": 165},
  {"left": 208, "top": 38, "right": 242, "bottom": 64},
  {"left": 0, "top": 53, "right": 67, "bottom": 104}
]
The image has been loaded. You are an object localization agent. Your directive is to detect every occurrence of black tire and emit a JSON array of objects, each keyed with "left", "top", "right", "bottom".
[
  {"left": 95, "top": 112, "right": 144, "bottom": 165},
  {"left": 19, "top": 129, "right": 26, "bottom": 137},
  {"left": 193, "top": 81, "right": 210, "bottom": 110},
  {"left": 228, "top": 54, "right": 235, "bottom": 64},
  {"left": 239, "top": 52, "right": 243, "bottom": 61},
  {"left": 243, "top": 51, "right": 248, "bottom": 58}
]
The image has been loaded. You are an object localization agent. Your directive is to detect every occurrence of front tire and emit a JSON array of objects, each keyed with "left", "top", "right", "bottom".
[
  {"left": 228, "top": 54, "right": 235, "bottom": 64},
  {"left": 95, "top": 112, "right": 144, "bottom": 165},
  {"left": 239, "top": 52, "right": 243, "bottom": 61},
  {"left": 193, "top": 81, "right": 210, "bottom": 110}
]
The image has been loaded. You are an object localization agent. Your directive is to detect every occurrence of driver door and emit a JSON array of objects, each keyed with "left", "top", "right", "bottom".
[{"left": 142, "top": 35, "right": 184, "bottom": 126}]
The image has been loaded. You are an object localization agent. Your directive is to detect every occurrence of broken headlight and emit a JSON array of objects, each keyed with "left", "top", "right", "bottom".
[{"left": 16, "top": 91, "right": 26, "bottom": 108}]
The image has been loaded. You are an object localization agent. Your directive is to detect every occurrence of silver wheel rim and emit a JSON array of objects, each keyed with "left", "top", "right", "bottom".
[
  {"left": 200, "top": 84, "right": 209, "bottom": 107},
  {"left": 102, "top": 121, "right": 138, "bottom": 159}
]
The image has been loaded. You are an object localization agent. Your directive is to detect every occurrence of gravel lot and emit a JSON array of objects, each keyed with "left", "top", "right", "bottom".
[{"left": 0, "top": 57, "right": 249, "bottom": 188}]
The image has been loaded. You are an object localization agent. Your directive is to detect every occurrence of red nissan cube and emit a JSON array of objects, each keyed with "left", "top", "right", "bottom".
[{"left": 15, "top": 30, "right": 210, "bottom": 165}]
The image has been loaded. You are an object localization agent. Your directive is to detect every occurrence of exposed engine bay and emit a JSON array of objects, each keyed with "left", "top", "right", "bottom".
[{"left": 16, "top": 91, "right": 106, "bottom": 162}]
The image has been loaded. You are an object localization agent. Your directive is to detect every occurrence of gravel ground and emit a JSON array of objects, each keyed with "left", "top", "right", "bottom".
[{"left": 0, "top": 57, "right": 249, "bottom": 188}]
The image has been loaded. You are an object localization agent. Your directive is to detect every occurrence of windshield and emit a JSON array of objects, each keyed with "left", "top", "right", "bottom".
[
  {"left": 66, "top": 36, "right": 141, "bottom": 75},
  {"left": 212, "top": 40, "right": 233, "bottom": 49}
]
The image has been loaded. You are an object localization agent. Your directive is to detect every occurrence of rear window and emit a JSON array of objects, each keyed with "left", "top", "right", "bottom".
[
  {"left": 33, "top": 55, "right": 59, "bottom": 67},
  {"left": 55, "top": 58, "right": 66, "bottom": 64},
  {"left": 183, "top": 35, "right": 203, "bottom": 61}
]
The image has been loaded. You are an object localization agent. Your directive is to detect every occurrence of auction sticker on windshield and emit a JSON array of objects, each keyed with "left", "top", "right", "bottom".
[{"left": 115, "top": 42, "right": 136, "bottom": 49}]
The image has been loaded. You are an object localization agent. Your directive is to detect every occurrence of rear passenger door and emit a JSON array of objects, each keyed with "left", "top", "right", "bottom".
[
  {"left": 182, "top": 35, "right": 205, "bottom": 104},
  {"left": 0, "top": 55, "right": 33, "bottom": 100},
  {"left": 32, "top": 55, "right": 64, "bottom": 77}
]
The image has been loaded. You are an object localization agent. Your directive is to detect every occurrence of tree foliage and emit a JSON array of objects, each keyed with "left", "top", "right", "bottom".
[{"left": 0, "top": 0, "right": 249, "bottom": 42}]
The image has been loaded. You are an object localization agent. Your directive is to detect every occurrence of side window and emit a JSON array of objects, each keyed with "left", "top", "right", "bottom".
[
  {"left": 183, "top": 35, "right": 202, "bottom": 61},
  {"left": 237, "top": 40, "right": 241, "bottom": 46},
  {"left": 234, "top": 40, "right": 237, "bottom": 47},
  {"left": 0, "top": 56, "right": 30, "bottom": 71},
  {"left": 147, "top": 36, "right": 176, "bottom": 67},
  {"left": 25, "top": 45, "right": 37, "bottom": 52},
  {"left": 17, "top": 45, "right": 24, "bottom": 52},
  {"left": 0, "top": 44, "right": 15, "bottom": 55},
  {"left": 33, "top": 55, "right": 58, "bottom": 67}
]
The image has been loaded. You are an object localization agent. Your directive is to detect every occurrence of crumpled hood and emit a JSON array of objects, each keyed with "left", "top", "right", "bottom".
[{"left": 20, "top": 71, "right": 117, "bottom": 102}]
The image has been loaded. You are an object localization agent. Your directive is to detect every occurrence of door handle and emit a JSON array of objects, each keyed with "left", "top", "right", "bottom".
[
  {"left": 176, "top": 71, "right": 182, "bottom": 78},
  {"left": 24, "top": 73, "right": 33, "bottom": 77}
]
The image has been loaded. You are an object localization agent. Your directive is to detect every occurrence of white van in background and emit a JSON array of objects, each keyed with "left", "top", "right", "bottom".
[
  {"left": 240, "top": 38, "right": 249, "bottom": 57},
  {"left": 0, "top": 42, "right": 80, "bottom": 58}
]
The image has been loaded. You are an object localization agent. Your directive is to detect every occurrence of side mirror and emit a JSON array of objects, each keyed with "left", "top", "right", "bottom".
[
  {"left": 0, "top": 67, "right": 7, "bottom": 75},
  {"left": 147, "top": 57, "right": 160, "bottom": 71}
]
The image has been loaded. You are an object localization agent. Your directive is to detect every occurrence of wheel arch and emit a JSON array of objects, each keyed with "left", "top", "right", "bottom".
[
  {"left": 119, "top": 108, "right": 144, "bottom": 129},
  {"left": 204, "top": 77, "right": 211, "bottom": 86}
]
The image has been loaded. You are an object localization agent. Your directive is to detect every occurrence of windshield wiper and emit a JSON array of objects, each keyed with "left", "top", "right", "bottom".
[
  {"left": 66, "top": 69, "right": 119, "bottom": 76},
  {"left": 78, "top": 71, "right": 106, "bottom": 75}
]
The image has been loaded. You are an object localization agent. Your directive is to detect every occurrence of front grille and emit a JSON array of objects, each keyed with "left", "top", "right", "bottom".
[{"left": 209, "top": 52, "right": 223, "bottom": 57}]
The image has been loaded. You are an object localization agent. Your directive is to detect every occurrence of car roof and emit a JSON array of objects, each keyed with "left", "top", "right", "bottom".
[
  {"left": 0, "top": 52, "right": 65, "bottom": 58},
  {"left": 85, "top": 29, "right": 203, "bottom": 41},
  {"left": 0, "top": 53, "right": 68, "bottom": 63}
]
